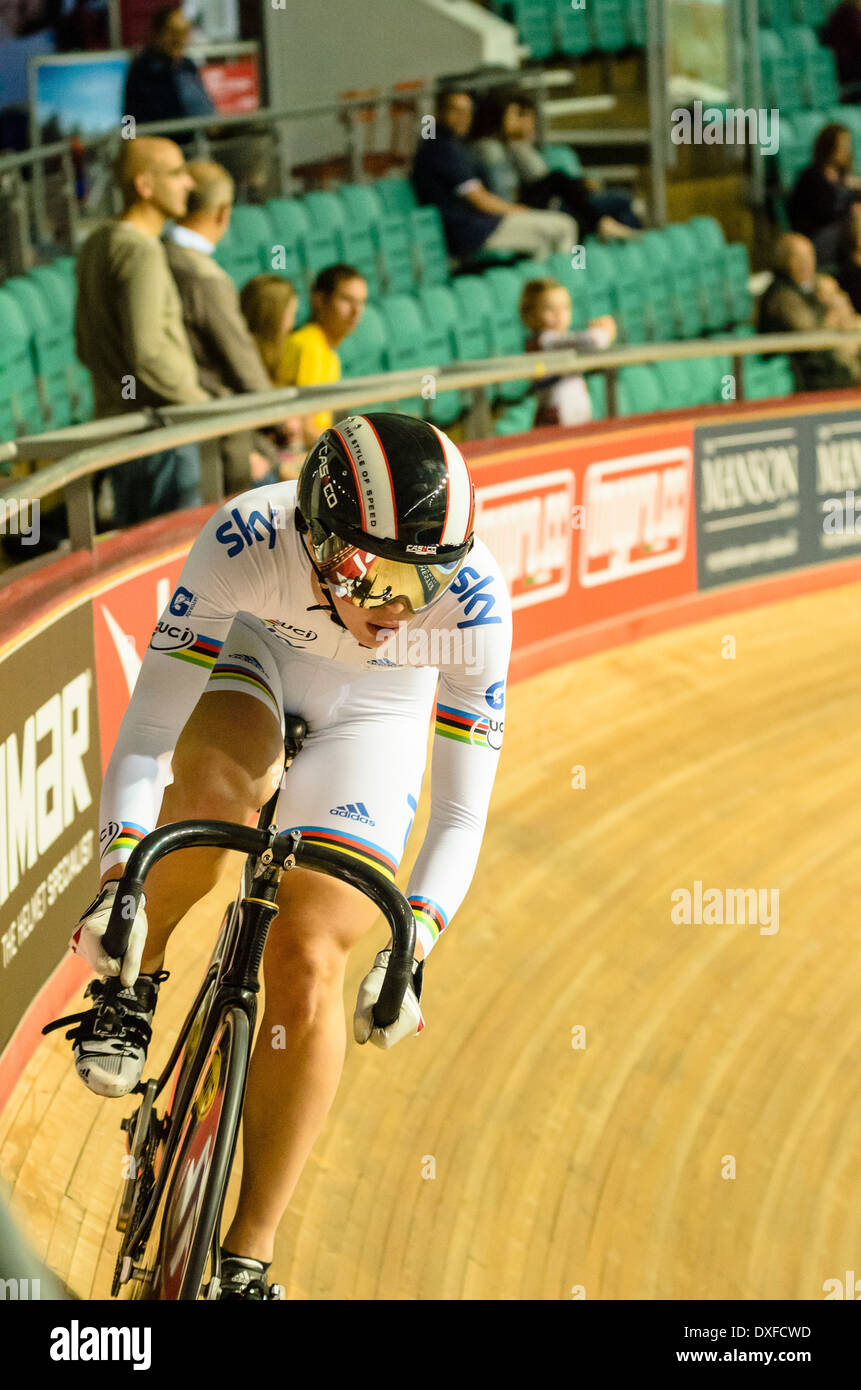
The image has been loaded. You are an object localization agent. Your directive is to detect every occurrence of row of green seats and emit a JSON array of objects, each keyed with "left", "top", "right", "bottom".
[
  {"left": 494, "top": 346, "right": 795, "bottom": 434},
  {"left": 758, "top": 26, "right": 841, "bottom": 111},
  {"left": 490, "top": 0, "right": 647, "bottom": 59},
  {"left": 0, "top": 256, "right": 92, "bottom": 447},
  {"left": 214, "top": 179, "right": 451, "bottom": 312},
  {"left": 758, "top": 0, "right": 834, "bottom": 29}
]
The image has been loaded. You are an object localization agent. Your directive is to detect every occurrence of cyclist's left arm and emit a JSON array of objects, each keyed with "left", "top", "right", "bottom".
[{"left": 403, "top": 600, "right": 513, "bottom": 960}]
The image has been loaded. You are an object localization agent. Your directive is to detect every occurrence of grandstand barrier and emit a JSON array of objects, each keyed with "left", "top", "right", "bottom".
[
  {"left": 3, "top": 365, "right": 861, "bottom": 1110},
  {"left": 3, "top": 328, "right": 861, "bottom": 552}
]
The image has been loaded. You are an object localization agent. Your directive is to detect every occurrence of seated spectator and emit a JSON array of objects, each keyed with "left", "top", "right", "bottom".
[
  {"left": 823, "top": 1, "right": 861, "bottom": 91},
  {"left": 165, "top": 160, "right": 288, "bottom": 491},
  {"left": 757, "top": 232, "right": 861, "bottom": 390},
  {"left": 520, "top": 277, "right": 617, "bottom": 426},
  {"left": 836, "top": 203, "right": 861, "bottom": 310},
  {"left": 275, "top": 264, "right": 367, "bottom": 450},
  {"left": 471, "top": 89, "right": 640, "bottom": 241},
  {"left": 75, "top": 136, "right": 209, "bottom": 527},
  {"left": 124, "top": 5, "right": 215, "bottom": 135},
  {"left": 788, "top": 123, "right": 861, "bottom": 268},
  {"left": 411, "top": 86, "right": 578, "bottom": 263},
  {"left": 240, "top": 272, "right": 306, "bottom": 472}
]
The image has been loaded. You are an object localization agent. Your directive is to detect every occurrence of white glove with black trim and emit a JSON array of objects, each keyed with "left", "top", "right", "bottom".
[
  {"left": 69, "top": 880, "right": 148, "bottom": 987},
  {"left": 353, "top": 949, "right": 425, "bottom": 1049}
]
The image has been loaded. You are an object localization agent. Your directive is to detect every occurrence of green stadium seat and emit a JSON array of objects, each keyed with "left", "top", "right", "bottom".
[
  {"left": 554, "top": 0, "right": 591, "bottom": 56},
  {"left": 375, "top": 176, "right": 418, "bottom": 218},
  {"left": 618, "top": 364, "right": 665, "bottom": 415},
  {"left": 262, "top": 199, "right": 305, "bottom": 289},
  {"left": 302, "top": 190, "right": 382, "bottom": 298},
  {"left": 541, "top": 143, "right": 584, "bottom": 178},
  {"left": 0, "top": 288, "right": 45, "bottom": 439},
  {"left": 337, "top": 302, "right": 387, "bottom": 378},
  {"left": 3, "top": 275, "right": 74, "bottom": 428},
  {"left": 265, "top": 198, "right": 339, "bottom": 291},
  {"left": 337, "top": 184, "right": 415, "bottom": 291},
  {"left": 214, "top": 205, "right": 275, "bottom": 288},
  {"left": 743, "top": 353, "right": 795, "bottom": 399},
  {"left": 511, "top": 0, "right": 556, "bottom": 59},
  {"left": 376, "top": 292, "right": 432, "bottom": 416},
  {"left": 482, "top": 266, "right": 532, "bottom": 401},
  {"left": 589, "top": 0, "right": 627, "bottom": 53},
  {"left": 410, "top": 206, "right": 450, "bottom": 285},
  {"left": 415, "top": 282, "right": 490, "bottom": 362},
  {"left": 625, "top": 0, "right": 647, "bottom": 46},
  {"left": 494, "top": 395, "right": 538, "bottom": 435},
  {"left": 409, "top": 292, "right": 463, "bottom": 427},
  {"left": 653, "top": 359, "right": 696, "bottom": 409},
  {"left": 725, "top": 243, "right": 753, "bottom": 325},
  {"left": 26, "top": 264, "right": 92, "bottom": 422}
]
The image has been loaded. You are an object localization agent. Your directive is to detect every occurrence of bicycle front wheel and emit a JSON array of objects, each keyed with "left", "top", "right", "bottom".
[{"left": 153, "top": 1005, "right": 250, "bottom": 1300}]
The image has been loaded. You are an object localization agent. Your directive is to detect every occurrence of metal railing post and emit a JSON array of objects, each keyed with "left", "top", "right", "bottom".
[
  {"left": 605, "top": 368, "right": 618, "bottom": 418},
  {"left": 65, "top": 476, "right": 96, "bottom": 552},
  {"left": 198, "top": 437, "right": 224, "bottom": 505}
]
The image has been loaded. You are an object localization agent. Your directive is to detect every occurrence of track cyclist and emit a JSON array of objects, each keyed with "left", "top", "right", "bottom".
[{"left": 52, "top": 413, "right": 512, "bottom": 1299}]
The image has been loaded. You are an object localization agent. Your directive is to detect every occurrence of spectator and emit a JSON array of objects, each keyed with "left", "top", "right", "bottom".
[
  {"left": 124, "top": 4, "right": 214, "bottom": 134},
  {"left": 74, "top": 136, "right": 209, "bottom": 526},
  {"left": 471, "top": 89, "right": 640, "bottom": 240},
  {"left": 275, "top": 264, "right": 367, "bottom": 450},
  {"left": 757, "top": 232, "right": 861, "bottom": 390},
  {"left": 239, "top": 273, "right": 305, "bottom": 471},
  {"left": 411, "top": 86, "right": 578, "bottom": 263},
  {"left": 823, "top": 1, "right": 861, "bottom": 91},
  {"left": 520, "top": 277, "right": 617, "bottom": 426},
  {"left": 164, "top": 159, "right": 286, "bottom": 491},
  {"left": 788, "top": 123, "right": 861, "bottom": 268},
  {"left": 836, "top": 203, "right": 861, "bottom": 310}
]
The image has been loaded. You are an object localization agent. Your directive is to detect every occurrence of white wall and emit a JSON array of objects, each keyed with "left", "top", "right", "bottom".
[{"left": 263, "top": 0, "right": 519, "bottom": 173}]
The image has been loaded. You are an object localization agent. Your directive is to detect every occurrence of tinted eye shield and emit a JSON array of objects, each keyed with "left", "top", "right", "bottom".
[{"left": 314, "top": 534, "right": 468, "bottom": 613}]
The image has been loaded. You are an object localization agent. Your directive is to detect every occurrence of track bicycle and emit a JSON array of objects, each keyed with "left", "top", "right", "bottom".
[{"left": 89, "top": 715, "right": 416, "bottom": 1300}]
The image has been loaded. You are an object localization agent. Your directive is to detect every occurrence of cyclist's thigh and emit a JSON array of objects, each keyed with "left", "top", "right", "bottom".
[
  {"left": 173, "top": 619, "right": 286, "bottom": 792},
  {"left": 271, "top": 664, "right": 437, "bottom": 953}
]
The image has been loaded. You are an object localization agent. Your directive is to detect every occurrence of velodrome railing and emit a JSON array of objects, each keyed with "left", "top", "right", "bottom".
[{"left": 1, "top": 327, "right": 860, "bottom": 580}]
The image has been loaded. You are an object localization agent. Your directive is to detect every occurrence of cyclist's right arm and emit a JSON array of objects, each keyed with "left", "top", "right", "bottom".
[{"left": 97, "top": 497, "right": 276, "bottom": 883}]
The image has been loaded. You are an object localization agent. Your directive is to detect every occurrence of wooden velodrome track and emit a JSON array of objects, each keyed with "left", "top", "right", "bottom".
[{"left": 1, "top": 579, "right": 859, "bottom": 1301}]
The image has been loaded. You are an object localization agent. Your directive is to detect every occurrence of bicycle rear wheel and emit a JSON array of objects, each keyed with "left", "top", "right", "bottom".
[{"left": 138, "top": 1005, "right": 250, "bottom": 1300}]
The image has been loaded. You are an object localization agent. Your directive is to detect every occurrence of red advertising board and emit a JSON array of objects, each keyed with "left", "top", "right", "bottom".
[
  {"left": 473, "top": 422, "right": 698, "bottom": 668},
  {"left": 199, "top": 56, "right": 259, "bottom": 114}
]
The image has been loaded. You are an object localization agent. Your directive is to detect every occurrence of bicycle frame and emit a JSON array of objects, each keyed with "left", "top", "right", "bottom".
[{"left": 108, "top": 754, "right": 416, "bottom": 1298}]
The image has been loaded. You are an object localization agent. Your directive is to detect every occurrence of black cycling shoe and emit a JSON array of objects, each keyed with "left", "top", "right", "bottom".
[
  {"left": 41, "top": 971, "right": 169, "bottom": 1098},
  {"left": 215, "top": 1254, "right": 284, "bottom": 1300}
]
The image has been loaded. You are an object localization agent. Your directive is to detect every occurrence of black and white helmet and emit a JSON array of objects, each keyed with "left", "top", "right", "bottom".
[{"left": 296, "top": 413, "right": 475, "bottom": 611}]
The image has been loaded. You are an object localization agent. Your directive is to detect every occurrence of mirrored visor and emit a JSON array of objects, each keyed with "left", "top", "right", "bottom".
[{"left": 314, "top": 535, "right": 464, "bottom": 612}]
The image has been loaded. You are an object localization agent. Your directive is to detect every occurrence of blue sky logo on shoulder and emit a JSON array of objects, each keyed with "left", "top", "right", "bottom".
[
  {"left": 450, "top": 566, "right": 503, "bottom": 629},
  {"left": 485, "top": 680, "right": 505, "bottom": 710},
  {"left": 215, "top": 507, "right": 278, "bottom": 557}
]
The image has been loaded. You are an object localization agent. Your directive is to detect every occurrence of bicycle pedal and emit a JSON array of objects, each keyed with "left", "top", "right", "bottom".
[{"left": 268, "top": 1283, "right": 286, "bottom": 1300}]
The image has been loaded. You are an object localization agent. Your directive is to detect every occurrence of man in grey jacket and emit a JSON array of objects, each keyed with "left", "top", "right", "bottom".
[{"left": 164, "top": 160, "right": 284, "bottom": 491}]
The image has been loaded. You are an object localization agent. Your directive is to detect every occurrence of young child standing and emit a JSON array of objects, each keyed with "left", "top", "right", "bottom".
[{"left": 520, "top": 277, "right": 617, "bottom": 426}]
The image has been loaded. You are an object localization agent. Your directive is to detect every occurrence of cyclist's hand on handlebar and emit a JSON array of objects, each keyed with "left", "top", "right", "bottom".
[
  {"left": 353, "top": 949, "right": 425, "bottom": 1049},
  {"left": 69, "top": 881, "right": 148, "bottom": 987}
]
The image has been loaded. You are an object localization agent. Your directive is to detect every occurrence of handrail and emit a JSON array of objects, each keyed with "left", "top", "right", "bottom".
[
  {"left": 1, "top": 329, "right": 859, "bottom": 564},
  {"left": 0, "top": 65, "right": 584, "bottom": 177}
]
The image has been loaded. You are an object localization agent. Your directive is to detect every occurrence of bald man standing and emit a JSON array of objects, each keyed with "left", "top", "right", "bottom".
[
  {"left": 757, "top": 232, "right": 861, "bottom": 391},
  {"left": 75, "top": 136, "right": 210, "bottom": 526}
]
